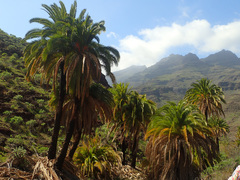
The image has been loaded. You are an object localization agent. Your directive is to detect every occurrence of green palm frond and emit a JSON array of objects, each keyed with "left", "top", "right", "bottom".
[
  {"left": 185, "top": 78, "right": 226, "bottom": 121},
  {"left": 145, "top": 100, "right": 218, "bottom": 180}
]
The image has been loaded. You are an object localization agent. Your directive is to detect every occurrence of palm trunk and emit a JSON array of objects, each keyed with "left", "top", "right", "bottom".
[
  {"left": 48, "top": 61, "right": 66, "bottom": 159},
  {"left": 216, "top": 136, "right": 220, "bottom": 153},
  {"left": 205, "top": 107, "right": 208, "bottom": 122},
  {"left": 122, "top": 137, "right": 127, "bottom": 165},
  {"left": 131, "top": 132, "right": 139, "bottom": 168},
  {"left": 68, "top": 131, "right": 82, "bottom": 160},
  {"left": 55, "top": 118, "right": 75, "bottom": 170},
  {"left": 56, "top": 97, "right": 80, "bottom": 170}
]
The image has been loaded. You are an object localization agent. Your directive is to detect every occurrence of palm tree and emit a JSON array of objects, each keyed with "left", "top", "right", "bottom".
[
  {"left": 109, "top": 83, "right": 132, "bottom": 165},
  {"left": 64, "top": 83, "right": 114, "bottom": 159},
  {"left": 24, "top": 1, "right": 78, "bottom": 159},
  {"left": 53, "top": 6, "right": 119, "bottom": 169},
  {"left": 185, "top": 78, "right": 226, "bottom": 122},
  {"left": 25, "top": 1, "right": 119, "bottom": 169},
  {"left": 208, "top": 116, "right": 229, "bottom": 153},
  {"left": 126, "top": 91, "right": 156, "bottom": 168},
  {"left": 145, "top": 101, "right": 218, "bottom": 180},
  {"left": 110, "top": 84, "right": 156, "bottom": 167}
]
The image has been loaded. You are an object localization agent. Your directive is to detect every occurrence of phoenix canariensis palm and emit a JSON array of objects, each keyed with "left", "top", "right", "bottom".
[
  {"left": 109, "top": 83, "right": 132, "bottom": 165},
  {"left": 24, "top": 1, "right": 119, "bottom": 169},
  {"left": 185, "top": 78, "right": 226, "bottom": 122},
  {"left": 54, "top": 9, "right": 119, "bottom": 169},
  {"left": 110, "top": 84, "right": 156, "bottom": 168},
  {"left": 208, "top": 116, "right": 229, "bottom": 153},
  {"left": 145, "top": 101, "right": 218, "bottom": 180},
  {"left": 126, "top": 91, "right": 156, "bottom": 168},
  {"left": 59, "top": 83, "right": 114, "bottom": 161},
  {"left": 24, "top": 1, "right": 78, "bottom": 160},
  {"left": 73, "top": 135, "right": 121, "bottom": 179}
]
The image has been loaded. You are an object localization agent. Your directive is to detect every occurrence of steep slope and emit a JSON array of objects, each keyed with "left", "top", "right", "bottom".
[
  {"left": 0, "top": 31, "right": 54, "bottom": 164},
  {"left": 201, "top": 49, "right": 240, "bottom": 68},
  {"left": 0, "top": 29, "right": 25, "bottom": 57}
]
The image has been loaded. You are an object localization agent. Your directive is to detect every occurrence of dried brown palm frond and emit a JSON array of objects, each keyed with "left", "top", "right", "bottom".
[
  {"left": 31, "top": 157, "right": 59, "bottom": 180},
  {"left": 0, "top": 167, "right": 32, "bottom": 179}
]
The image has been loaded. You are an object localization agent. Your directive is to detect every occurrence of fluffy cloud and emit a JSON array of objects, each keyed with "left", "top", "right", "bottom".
[{"left": 114, "top": 19, "right": 240, "bottom": 70}]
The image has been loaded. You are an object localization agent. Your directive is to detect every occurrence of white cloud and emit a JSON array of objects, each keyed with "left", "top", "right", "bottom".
[
  {"left": 106, "top": 31, "right": 118, "bottom": 39},
  {"left": 114, "top": 19, "right": 240, "bottom": 71}
]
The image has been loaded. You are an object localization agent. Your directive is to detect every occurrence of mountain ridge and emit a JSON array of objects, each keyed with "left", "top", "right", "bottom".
[{"left": 111, "top": 49, "right": 240, "bottom": 106}]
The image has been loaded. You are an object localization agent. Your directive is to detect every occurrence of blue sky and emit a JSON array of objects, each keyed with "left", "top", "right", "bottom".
[{"left": 1, "top": 0, "right": 240, "bottom": 70}]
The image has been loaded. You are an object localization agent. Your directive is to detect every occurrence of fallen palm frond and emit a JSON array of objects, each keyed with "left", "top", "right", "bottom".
[
  {"left": 31, "top": 156, "right": 59, "bottom": 180},
  {"left": 112, "top": 165, "right": 146, "bottom": 180},
  {"left": 0, "top": 167, "right": 32, "bottom": 179}
]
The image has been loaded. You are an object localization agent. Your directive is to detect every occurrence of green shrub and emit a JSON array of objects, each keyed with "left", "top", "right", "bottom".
[
  {"left": 13, "top": 94, "right": 23, "bottom": 101},
  {"left": 10, "top": 116, "right": 23, "bottom": 126},
  {"left": 37, "top": 99, "right": 45, "bottom": 107},
  {"left": 3, "top": 110, "right": 12, "bottom": 116},
  {"left": 73, "top": 136, "right": 121, "bottom": 179},
  {"left": 37, "top": 146, "right": 48, "bottom": 156},
  {"left": 0, "top": 71, "right": 12, "bottom": 80},
  {"left": 1, "top": 53, "right": 7, "bottom": 57},
  {"left": 29, "top": 86, "right": 35, "bottom": 91},
  {"left": 7, "top": 135, "right": 24, "bottom": 147},
  {"left": 39, "top": 109, "right": 45, "bottom": 114},
  {"left": 10, "top": 54, "right": 18, "bottom": 62},
  {"left": 26, "top": 119, "right": 37, "bottom": 127},
  {"left": 10, "top": 104, "right": 19, "bottom": 110},
  {"left": 12, "top": 146, "right": 26, "bottom": 159},
  {"left": 0, "top": 152, "right": 7, "bottom": 163}
]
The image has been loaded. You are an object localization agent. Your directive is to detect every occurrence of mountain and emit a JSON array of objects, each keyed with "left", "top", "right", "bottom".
[
  {"left": 201, "top": 49, "right": 240, "bottom": 68},
  {"left": 114, "top": 50, "right": 240, "bottom": 106},
  {"left": 107, "top": 65, "right": 147, "bottom": 85}
]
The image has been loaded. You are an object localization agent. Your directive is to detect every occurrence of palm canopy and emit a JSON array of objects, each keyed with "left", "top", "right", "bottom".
[
  {"left": 185, "top": 78, "right": 226, "bottom": 121},
  {"left": 208, "top": 116, "right": 229, "bottom": 138},
  {"left": 24, "top": 1, "right": 77, "bottom": 82},
  {"left": 145, "top": 100, "right": 217, "bottom": 180},
  {"left": 24, "top": 1, "right": 120, "bottom": 94},
  {"left": 109, "top": 83, "right": 132, "bottom": 139},
  {"left": 126, "top": 91, "right": 156, "bottom": 137},
  {"left": 62, "top": 83, "right": 114, "bottom": 136},
  {"left": 64, "top": 18, "right": 120, "bottom": 102}
]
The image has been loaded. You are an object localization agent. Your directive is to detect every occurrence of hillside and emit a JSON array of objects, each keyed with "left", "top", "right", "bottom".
[
  {"left": 0, "top": 31, "right": 55, "bottom": 169},
  {"left": 0, "top": 28, "right": 240, "bottom": 179}
]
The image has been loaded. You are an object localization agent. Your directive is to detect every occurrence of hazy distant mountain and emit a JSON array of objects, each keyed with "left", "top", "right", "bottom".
[
  {"left": 127, "top": 53, "right": 211, "bottom": 86},
  {"left": 107, "top": 65, "right": 147, "bottom": 85},
  {"left": 113, "top": 50, "right": 240, "bottom": 106}
]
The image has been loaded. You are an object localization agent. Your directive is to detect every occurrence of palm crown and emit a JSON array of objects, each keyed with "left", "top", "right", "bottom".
[
  {"left": 185, "top": 78, "right": 226, "bottom": 121},
  {"left": 145, "top": 101, "right": 217, "bottom": 180}
]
